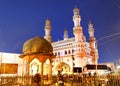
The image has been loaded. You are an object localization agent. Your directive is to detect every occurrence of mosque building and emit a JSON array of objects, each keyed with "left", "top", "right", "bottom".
[
  {"left": 0, "top": 7, "right": 99, "bottom": 76},
  {"left": 50, "top": 7, "right": 99, "bottom": 75}
]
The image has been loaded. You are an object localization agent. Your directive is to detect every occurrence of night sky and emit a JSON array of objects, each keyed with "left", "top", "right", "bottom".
[{"left": 0, "top": 0, "right": 120, "bottom": 63}]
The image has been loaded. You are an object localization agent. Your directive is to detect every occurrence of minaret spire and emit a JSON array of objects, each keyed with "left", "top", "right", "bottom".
[
  {"left": 88, "top": 20, "right": 96, "bottom": 49},
  {"left": 88, "top": 20, "right": 99, "bottom": 64},
  {"left": 72, "top": 7, "right": 87, "bottom": 67},
  {"left": 63, "top": 29, "right": 68, "bottom": 40},
  {"left": 44, "top": 19, "right": 52, "bottom": 43},
  {"left": 73, "top": 6, "right": 81, "bottom": 27},
  {"left": 88, "top": 20, "right": 95, "bottom": 38},
  {"left": 73, "top": 6, "right": 83, "bottom": 42}
]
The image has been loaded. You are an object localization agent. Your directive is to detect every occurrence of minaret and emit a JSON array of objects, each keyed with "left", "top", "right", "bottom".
[
  {"left": 88, "top": 21, "right": 98, "bottom": 64},
  {"left": 73, "top": 6, "right": 83, "bottom": 42},
  {"left": 88, "top": 21, "right": 96, "bottom": 49},
  {"left": 44, "top": 19, "right": 52, "bottom": 43},
  {"left": 63, "top": 29, "right": 68, "bottom": 40},
  {"left": 72, "top": 6, "right": 86, "bottom": 67}
]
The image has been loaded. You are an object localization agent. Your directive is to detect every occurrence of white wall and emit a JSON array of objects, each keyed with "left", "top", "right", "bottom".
[{"left": 0, "top": 52, "right": 23, "bottom": 76}]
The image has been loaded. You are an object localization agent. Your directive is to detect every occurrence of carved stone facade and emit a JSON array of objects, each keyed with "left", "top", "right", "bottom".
[
  {"left": 43, "top": 7, "right": 99, "bottom": 75},
  {"left": 0, "top": 7, "right": 99, "bottom": 76}
]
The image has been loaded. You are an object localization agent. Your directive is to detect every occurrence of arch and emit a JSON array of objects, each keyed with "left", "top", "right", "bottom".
[
  {"left": 29, "top": 58, "right": 52, "bottom": 75},
  {"left": 68, "top": 50, "right": 71, "bottom": 54},
  {"left": 65, "top": 50, "right": 67, "bottom": 55},
  {"left": 58, "top": 52, "right": 60, "bottom": 56},
  {"left": 72, "top": 49, "right": 74, "bottom": 54},
  {"left": 55, "top": 62, "right": 70, "bottom": 74},
  {"left": 30, "top": 58, "right": 41, "bottom": 75}
]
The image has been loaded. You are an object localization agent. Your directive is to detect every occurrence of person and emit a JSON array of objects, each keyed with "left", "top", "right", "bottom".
[
  {"left": 58, "top": 75, "right": 64, "bottom": 86},
  {"left": 34, "top": 73, "right": 41, "bottom": 85}
]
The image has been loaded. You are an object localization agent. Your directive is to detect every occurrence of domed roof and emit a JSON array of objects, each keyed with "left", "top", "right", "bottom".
[
  {"left": 22, "top": 36, "right": 53, "bottom": 54},
  {"left": 73, "top": 6, "right": 79, "bottom": 15}
]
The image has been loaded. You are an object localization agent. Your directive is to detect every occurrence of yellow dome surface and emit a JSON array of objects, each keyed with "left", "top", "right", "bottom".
[{"left": 22, "top": 36, "right": 53, "bottom": 54}]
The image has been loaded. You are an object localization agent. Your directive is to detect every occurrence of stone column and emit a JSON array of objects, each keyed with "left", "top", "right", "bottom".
[
  {"left": 41, "top": 62, "right": 44, "bottom": 86},
  {"left": 27, "top": 63, "right": 31, "bottom": 85},
  {"left": 22, "top": 59, "right": 25, "bottom": 77},
  {"left": 27, "top": 63, "right": 30, "bottom": 76},
  {"left": 41, "top": 62, "right": 44, "bottom": 76},
  {"left": 49, "top": 60, "right": 52, "bottom": 84},
  {"left": 22, "top": 59, "right": 26, "bottom": 85},
  {"left": 25, "top": 55, "right": 30, "bottom": 85},
  {"left": 49, "top": 60, "right": 52, "bottom": 76}
]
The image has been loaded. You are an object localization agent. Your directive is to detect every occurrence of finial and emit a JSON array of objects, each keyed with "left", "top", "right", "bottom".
[
  {"left": 64, "top": 28, "right": 68, "bottom": 32},
  {"left": 88, "top": 20, "right": 94, "bottom": 37},
  {"left": 88, "top": 20, "right": 94, "bottom": 28},
  {"left": 89, "top": 20, "right": 92, "bottom": 24},
  {"left": 64, "top": 28, "right": 68, "bottom": 40},
  {"left": 45, "top": 18, "right": 51, "bottom": 26},
  {"left": 75, "top": 5, "right": 77, "bottom": 8},
  {"left": 73, "top": 5, "right": 79, "bottom": 15}
]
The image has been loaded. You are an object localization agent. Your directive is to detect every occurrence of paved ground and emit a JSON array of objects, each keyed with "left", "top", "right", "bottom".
[
  {"left": 10, "top": 82, "right": 81, "bottom": 86},
  {"left": 47, "top": 82, "right": 81, "bottom": 86}
]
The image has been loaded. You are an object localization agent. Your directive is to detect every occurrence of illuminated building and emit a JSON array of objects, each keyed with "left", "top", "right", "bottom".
[
  {"left": 0, "top": 53, "right": 22, "bottom": 76},
  {"left": 0, "top": 7, "right": 99, "bottom": 76},
  {"left": 46, "top": 7, "right": 99, "bottom": 74}
]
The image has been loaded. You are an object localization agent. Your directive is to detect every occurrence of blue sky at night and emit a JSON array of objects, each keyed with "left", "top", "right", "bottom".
[{"left": 0, "top": 0, "right": 120, "bottom": 63}]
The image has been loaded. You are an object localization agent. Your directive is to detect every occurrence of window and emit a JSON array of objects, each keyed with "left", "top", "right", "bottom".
[
  {"left": 73, "top": 63, "right": 75, "bottom": 66},
  {"left": 72, "top": 49, "right": 74, "bottom": 53},
  {"left": 58, "top": 52, "right": 60, "bottom": 56},
  {"left": 68, "top": 50, "right": 71, "bottom": 54},
  {"left": 65, "top": 51, "right": 67, "bottom": 55}
]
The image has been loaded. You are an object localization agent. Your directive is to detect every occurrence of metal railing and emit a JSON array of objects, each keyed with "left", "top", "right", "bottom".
[{"left": 0, "top": 74, "right": 120, "bottom": 86}]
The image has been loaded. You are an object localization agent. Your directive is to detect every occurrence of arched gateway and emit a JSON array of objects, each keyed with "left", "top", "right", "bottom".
[
  {"left": 56, "top": 62, "right": 70, "bottom": 74},
  {"left": 19, "top": 36, "right": 55, "bottom": 77}
]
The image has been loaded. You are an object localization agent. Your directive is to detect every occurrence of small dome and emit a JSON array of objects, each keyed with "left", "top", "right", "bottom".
[
  {"left": 22, "top": 36, "right": 53, "bottom": 54},
  {"left": 73, "top": 6, "right": 79, "bottom": 15},
  {"left": 45, "top": 19, "right": 51, "bottom": 26}
]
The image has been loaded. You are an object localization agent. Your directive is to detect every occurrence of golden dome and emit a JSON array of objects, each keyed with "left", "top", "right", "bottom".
[{"left": 22, "top": 36, "right": 53, "bottom": 54}]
